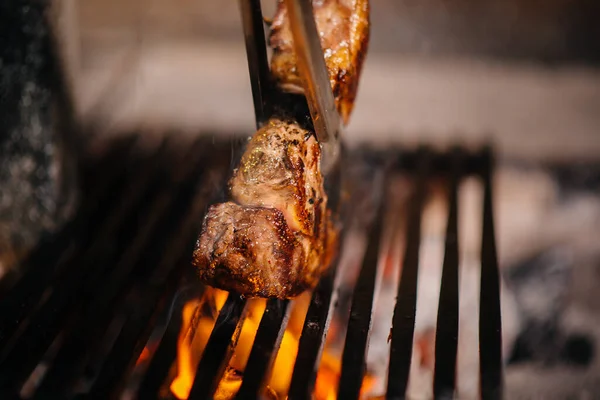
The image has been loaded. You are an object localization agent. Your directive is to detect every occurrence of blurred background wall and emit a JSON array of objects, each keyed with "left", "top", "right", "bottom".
[{"left": 60, "top": 0, "right": 600, "bottom": 161}]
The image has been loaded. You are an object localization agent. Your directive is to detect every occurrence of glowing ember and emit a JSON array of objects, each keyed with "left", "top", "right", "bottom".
[
  {"left": 135, "top": 345, "right": 152, "bottom": 367},
  {"left": 169, "top": 288, "right": 375, "bottom": 399}
]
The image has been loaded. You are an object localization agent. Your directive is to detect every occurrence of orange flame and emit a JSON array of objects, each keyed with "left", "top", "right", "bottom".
[{"left": 169, "top": 287, "right": 375, "bottom": 399}]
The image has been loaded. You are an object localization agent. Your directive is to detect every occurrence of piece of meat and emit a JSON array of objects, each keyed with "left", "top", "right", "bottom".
[
  {"left": 193, "top": 0, "right": 370, "bottom": 298},
  {"left": 195, "top": 203, "right": 317, "bottom": 298},
  {"left": 269, "top": 0, "right": 370, "bottom": 125},
  {"left": 229, "top": 118, "right": 323, "bottom": 236},
  {"left": 193, "top": 119, "right": 336, "bottom": 298}
]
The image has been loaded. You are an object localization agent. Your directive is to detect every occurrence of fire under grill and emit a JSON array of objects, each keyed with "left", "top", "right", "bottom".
[{"left": 0, "top": 136, "right": 503, "bottom": 399}]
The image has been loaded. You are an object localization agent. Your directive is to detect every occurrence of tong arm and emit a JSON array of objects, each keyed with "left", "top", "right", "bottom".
[
  {"left": 283, "top": 0, "right": 341, "bottom": 172},
  {"left": 239, "top": 0, "right": 272, "bottom": 128},
  {"left": 239, "top": 0, "right": 341, "bottom": 172}
]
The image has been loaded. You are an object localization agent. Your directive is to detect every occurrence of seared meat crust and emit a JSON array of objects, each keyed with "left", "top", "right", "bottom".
[
  {"left": 195, "top": 203, "right": 305, "bottom": 297},
  {"left": 193, "top": 119, "right": 336, "bottom": 298},
  {"left": 193, "top": 0, "right": 369, "bottom": 298},
  {"left": 269, "top": 0, "right": 370, "bottom": 124},
  {"left": 230, "top": 119, "right": 322, "bottom": 236}
]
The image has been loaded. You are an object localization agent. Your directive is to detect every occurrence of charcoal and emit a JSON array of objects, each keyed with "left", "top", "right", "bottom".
[{"left": 0, "top": 1, "right": 79, "bottom": 272}]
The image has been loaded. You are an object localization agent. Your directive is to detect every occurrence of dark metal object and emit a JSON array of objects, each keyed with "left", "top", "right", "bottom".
[
  {"left": 0, "top": 141, "right": 502, "bottom": 399},
  {"left": 433, "top": 149, "right": 462, "bottom": 398},
  {"left": 239, "top": 0, "right": 273, "bottom": 127},
  {"left": 239, "top": 0, "right": 340, "bottom": 174},
  {"left": 32, "top": 140, "right": 207, "bottom": 395},
  {"left": 137, "top": 285, "right": 203, "bottom": 397},
  {"left": 479, "top": 148, "right": 504, "bottom": 400},
  {"left": 236, "top": 299, "right": 291, "bottom": 399},
  {"left": 188, "top": 294, "right": 247, "bottom": 399},
  {"left": 386, "top": 148, "right": 430, "bottom": 398},
  {"left": 0, "top": 137, "right": 231, "bottom": 398},
  {"left": 337, "top": 186, "right": 385, "bottom": 399},
  {"left": 283, "top": 0, "right": 341, "bottom": 150},
  {"left": 288, "top": 240, "right": 345, "bottom": 399},
  {"left": 0, "top": 135, "right": 137, "bottom": 320},
  {"left": 0, "top": 139, "right": 171, "bottom": 392},
  {"left": 1, "top": 5, "right": 502, "bottom": 398}
]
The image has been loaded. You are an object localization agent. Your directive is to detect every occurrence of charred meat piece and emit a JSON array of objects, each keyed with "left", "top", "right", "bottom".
[
  {"left": 193, "top": 119, "right": 336, "bottom": 298},
  {"left": 193, "top": 0, "right": 370, "bottom": 298},
  {"left": 270, "top": 0, "right": 370, "bottom": 124},
  {"left": 195, "top": 202, "right": 327, "bottom": 298},
  {"left": 230, "top": 118, "right": 323, "bottom": 236}
]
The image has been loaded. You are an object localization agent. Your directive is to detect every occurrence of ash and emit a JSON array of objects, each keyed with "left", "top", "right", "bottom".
[{"left": 341, "top": 156, "right": 600, "bottom": 399}]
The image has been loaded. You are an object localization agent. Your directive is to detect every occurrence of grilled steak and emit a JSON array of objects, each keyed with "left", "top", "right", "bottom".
[
  {"left": 229, "top": 118, "right": 324, "bottom": 237},
  {"left": 195, "top": 119, "right": 336, "bottom": 298},
  {"left": 270, "top": 0, "right": 370, "bottom": 124},
  {"left": 193, "top": 0, "right": 369, "bottom": 298}
]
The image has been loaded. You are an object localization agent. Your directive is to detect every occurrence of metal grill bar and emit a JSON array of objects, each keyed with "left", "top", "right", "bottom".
[
  {"left": 0, "top": 140, "right": 171, "bottom": 392},
  {"left": 235, "top": 299, "right": 291, "bottom": 398},
  {"left": 337, "top": 187, "right": 385, "bottom": 399},
  {"left": 88, "top": 146, "right": 231, "bottom": 397},
  {"left": 137, "top": 290, "right": 189, "bottom": 397},
  {"left": 136, "top": 152, "right": 233, "bottom": 397},
  {"left": 0, "top": 143, "right": 504, "bottom": 399},
  {"left": 387, "top": 148, "right": 430, "bottom": 398},
  {"left": 35, "top": 140, "right": 222, "bottom": 397},
  {"left": 188, "top": 294, "right": 247, "bottom": 399},
  {"left": 0, "top": 136, "right": 138, "bottom": 337},
  {"left": 479, "top": 148, "right": 503, "bottom": 400},
  {"left": 33, "top": 140, "right": 204, "bottom": 394},
  {"left": 287, "top": 238, "right": 345, "bottom": 399},
  {"left": 80, "top": 135, "right": 140, "bottom": 196},
  {"left": 433, "top": 149, "right": 462, "bottom": 398}
]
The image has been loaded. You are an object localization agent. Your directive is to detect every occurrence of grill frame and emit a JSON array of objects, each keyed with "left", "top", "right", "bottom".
[{"left": 0, "top": 137, "right": 503, "bottom": 400}]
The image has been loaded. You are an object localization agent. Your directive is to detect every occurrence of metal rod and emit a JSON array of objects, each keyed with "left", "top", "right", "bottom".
[
  {"left": 283, "top": 0, "right": 341, "bottom": 172},
  {"left": 433, "top": 149, "right": 462, "bottom": 399},
  {"left": 337, "top": 189, "right": 385, "bottom": 399},
  {"left": 137, "top": 293, "right": 185, "bottom": 397},
  {"left": 0, "top": 143, "right": 505, "bottom": 399},
  {"left": 235, "top": 299, "right": 291, "bottom": 398},
  {"left": 288, "top": 235, "right": 346, "bottom": 399},
  {"left": 387, "top": 148, "right": 430, "bottom": 398},
  {"left": 87, "top": 280, "right": 178, "bottom": 398},
  {"left": 479, "top": 147, "right": 503, "bottom": 400},
  {"left": 0, "top": 137, "right": 138, "bottom": 348},
  {"left": 188, "top": 294, "right": 247, "bottom": 399},
  {"left": 35, "top": 149, "right": 198, "bottom": 395},
  {"left": 34, "top": 140, "right": 213, "bottom": 396},
  {"left": 239, "top": 0, "right": 273, "bottom": 127},
  {"left": 136, "top": 153, "right": 231, "bottom": 397},
  {"left": 0, "top": 141, "right": 171, "bottom": 393}
]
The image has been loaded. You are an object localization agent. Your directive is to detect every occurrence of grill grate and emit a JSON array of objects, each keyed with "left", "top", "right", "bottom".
[{"left": 0, "top": 137, "right": 502, "bottom": 399}]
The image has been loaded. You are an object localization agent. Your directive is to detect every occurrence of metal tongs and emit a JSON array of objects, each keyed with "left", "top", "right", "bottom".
[{"left": 239, "top": 0, "right": 342, "bottom": 174}]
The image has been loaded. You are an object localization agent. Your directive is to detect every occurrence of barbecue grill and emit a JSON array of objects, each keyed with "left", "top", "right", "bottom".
[
  {"left": 0, "top": 135, "right": 503, "bottom": 399},
  {"left": 0, "top": 0, "right": 512, "bottom": 398}
]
